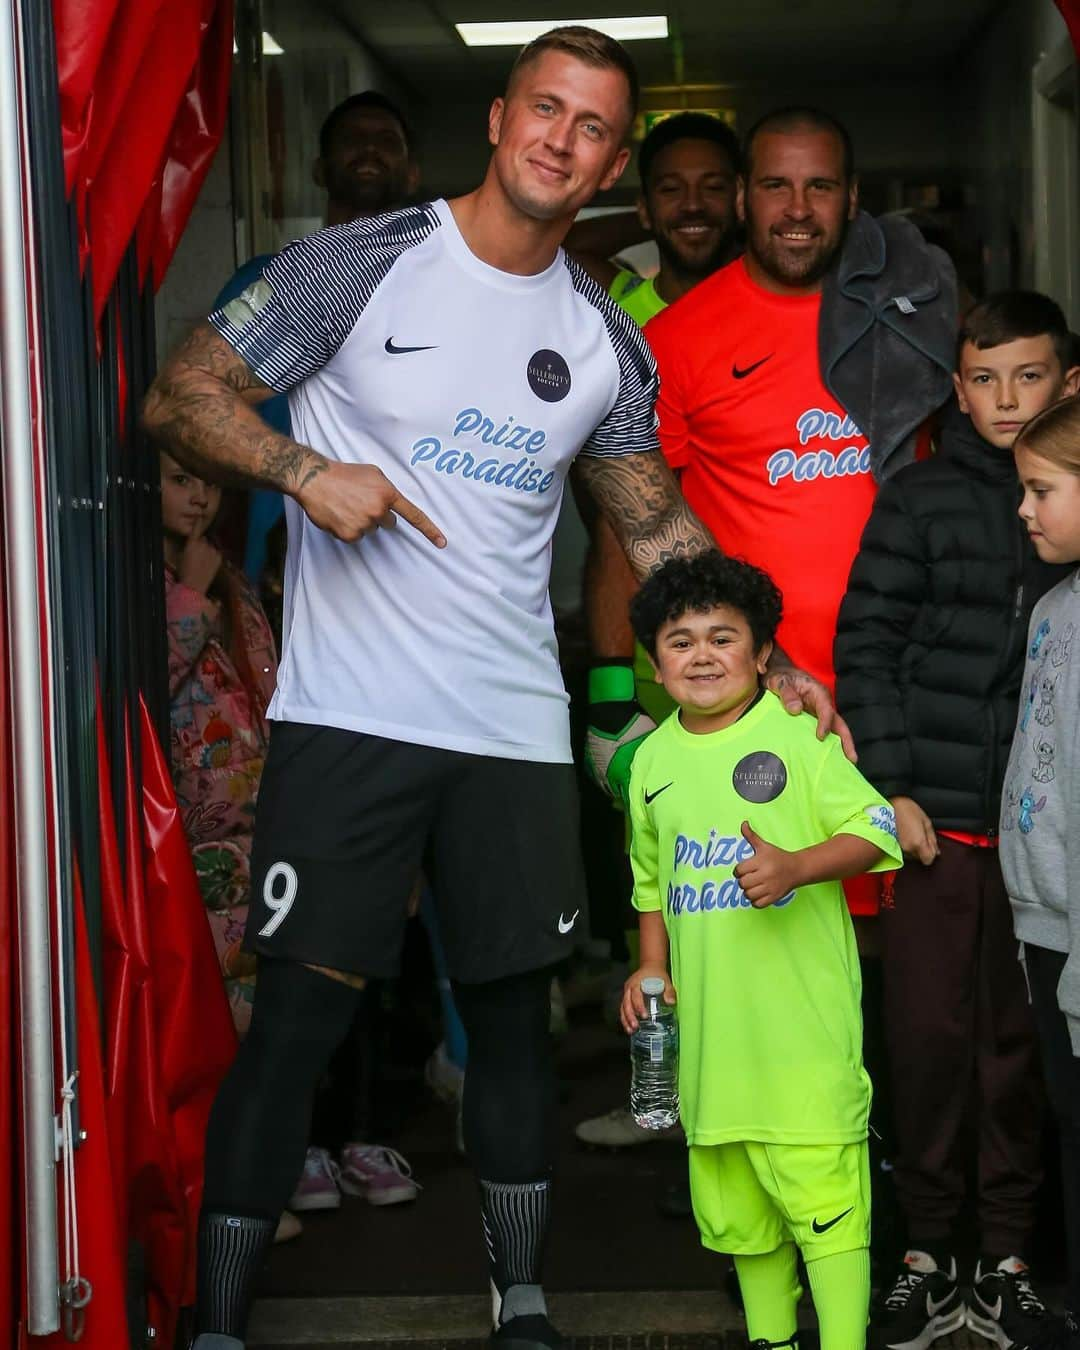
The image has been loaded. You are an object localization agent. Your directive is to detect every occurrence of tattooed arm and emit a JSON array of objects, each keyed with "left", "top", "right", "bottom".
[
  {"left": 575, "top": 450, "right": 855, "bottom": 757},
  {"left": 573, "top": 450, "right": 710, "bottom": 581},
  {"left": 142, "top": 324, "right": 445, "bottom": 547}
]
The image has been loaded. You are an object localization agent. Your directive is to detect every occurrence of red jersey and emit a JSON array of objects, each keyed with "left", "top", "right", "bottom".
[{"left": 645, "top": 257, "right": 877, "bottom": 688}]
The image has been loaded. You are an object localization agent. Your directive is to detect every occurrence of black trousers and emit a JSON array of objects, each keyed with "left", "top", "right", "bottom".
[
  {"left": 882, "top": 838, "right": 1043, "bottom": 1253},
  {"left": 1026, "top": 942, "right": 1080, "bottom": 1311}
]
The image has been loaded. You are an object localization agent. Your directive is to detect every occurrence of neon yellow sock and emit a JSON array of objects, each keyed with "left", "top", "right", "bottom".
[
  {"left": 805, "top": 1247, "right": 870, "bottom": 1350},
  {"left": 733, "top": 1243, "right": 801, "bottom": 1343}
]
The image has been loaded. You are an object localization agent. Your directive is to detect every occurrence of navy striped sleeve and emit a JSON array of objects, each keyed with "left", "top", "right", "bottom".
[
  {"left": 564, "top": 257, "right": 661, "bottom": 459},
  {"left": 208, "top": 202, "right": 441, "bottom": 393}
]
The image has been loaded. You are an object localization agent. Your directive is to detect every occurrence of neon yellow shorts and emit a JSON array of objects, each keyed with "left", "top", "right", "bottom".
[{"left": 688, "top": 1138, "right": 871, "bottom": 1261}]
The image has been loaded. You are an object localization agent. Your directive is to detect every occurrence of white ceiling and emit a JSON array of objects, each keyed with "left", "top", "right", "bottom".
[{"left": 266, "top": 0, "right": 1009, "bottom": 93}]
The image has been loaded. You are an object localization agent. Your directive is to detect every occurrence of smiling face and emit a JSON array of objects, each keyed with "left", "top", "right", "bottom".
[
  {"left": 652, "top": 604, "right": 772, "bottom": 733},
  {"left": 641, "top": 137, "right": 739, "bottom": 283},
  {"left": 315, "top": 105, "right": 417, "bottom": 220},
  {"left": 487, "top": 50, "right": 632, "bottom": 224},
  {"left": 738, "top": 125, "right": 857, "bottom": 294},
  {"left": 1016, "top": 443, "right": 1080, "bottom": 565},
  {"left": 954, "top": 335, "right": 1079, "bottom": 450}
]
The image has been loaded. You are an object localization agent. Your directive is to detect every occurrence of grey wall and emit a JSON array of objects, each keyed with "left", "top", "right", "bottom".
[
  {"left": 156, "top": 3, "right": 1077, "bottom": 360},
  {"left": 155, "top": 20, "right": 409, "bottom": 366},
  {"left": 155, "top": 137, "right": 235, "bottom": 363},
  {"left": 956, "top": 0, "right": 1071, "bottom": 292},
  {"left": 410, "top": 75, "right": 967, "bottom": 203}
]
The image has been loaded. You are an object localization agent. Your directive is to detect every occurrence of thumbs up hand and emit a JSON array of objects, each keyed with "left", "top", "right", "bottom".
[{"left": 732, "top": 820, "right": 802, "bottom": 909}]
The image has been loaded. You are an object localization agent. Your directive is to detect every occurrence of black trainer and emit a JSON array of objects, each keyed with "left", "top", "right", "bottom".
[
  {"left": 490, "top": 1314, "right": 564, "bottom": 1350},
  {"left": 871, "top": 1250, "right": 966, "bottom": 1350},
  {"left": 966, "top": 1257, "right": 1051, "bottom": 1349}
]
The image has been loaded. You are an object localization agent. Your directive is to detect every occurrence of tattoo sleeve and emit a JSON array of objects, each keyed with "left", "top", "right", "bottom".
[
  {"left": 574, "top": 450, "right": 714, "bottom": 581},
  {"left": 141, "top": 323, "right": 328, "bottom": 495}
]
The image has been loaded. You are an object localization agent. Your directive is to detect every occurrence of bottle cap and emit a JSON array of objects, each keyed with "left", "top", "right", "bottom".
[{"left": 640, "top": 977, "right": 666, "bottom": 996}]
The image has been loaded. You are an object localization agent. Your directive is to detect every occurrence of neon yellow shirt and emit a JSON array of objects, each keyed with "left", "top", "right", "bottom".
[
  {"left": 609, "top": 268, "right": 666, "bottom": 327},
  {"left": 629, "top": 692, "right": 902, "bottom": 1146}
]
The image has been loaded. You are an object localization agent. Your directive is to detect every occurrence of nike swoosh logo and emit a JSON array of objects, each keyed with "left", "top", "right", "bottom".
[
  {"left": 557, "top": 910, "right": 579, "bottom": 935},
  {"left": 810, "top": 1206, "right": 853, "bottom": 1234},
  {"left": 644, "top": 782, "right": 673, "bottom": 805},
  {"left": 385, "top": 337, "right": 438, "bottom": 354},
  {"left": 732, "top": 355, "right": 773, "bottom": 379},
  {"left": 970, "top": 1293, "right": 1002, "bottom": 1320}
]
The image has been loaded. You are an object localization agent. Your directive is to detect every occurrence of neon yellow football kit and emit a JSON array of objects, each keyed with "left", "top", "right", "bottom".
[{"left": 629, "top": 692, "right": 902, "bottom": 1346}]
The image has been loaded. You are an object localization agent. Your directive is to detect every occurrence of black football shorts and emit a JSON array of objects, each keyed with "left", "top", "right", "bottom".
[{"left": 245, "top": 721, "right": 587, "bottom": 983}]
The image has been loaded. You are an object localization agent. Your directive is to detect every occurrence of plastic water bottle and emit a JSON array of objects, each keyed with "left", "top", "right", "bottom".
[{"left": 630, "top": 977, "right": 679, "bottom": 1129}]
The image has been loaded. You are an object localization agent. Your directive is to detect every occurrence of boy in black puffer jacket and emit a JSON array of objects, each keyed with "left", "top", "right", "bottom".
[{"left": 836, "top": 292, "right": 1080, "bottom": 1350}]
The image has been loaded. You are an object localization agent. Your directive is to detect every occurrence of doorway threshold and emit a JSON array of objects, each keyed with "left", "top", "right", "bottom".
[{"left": 248, "top": 1289, "right": 737, "bottom": 1346}]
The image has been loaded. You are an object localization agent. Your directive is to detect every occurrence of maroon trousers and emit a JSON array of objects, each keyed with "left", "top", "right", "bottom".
[{"left": 882, "top": 836, "right": 1043, "bottom": 1255}]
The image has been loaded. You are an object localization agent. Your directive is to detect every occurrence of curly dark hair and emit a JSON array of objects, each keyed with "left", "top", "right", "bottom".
[{"left": 630, "top": 551, "right": 783, "bottom": 658}]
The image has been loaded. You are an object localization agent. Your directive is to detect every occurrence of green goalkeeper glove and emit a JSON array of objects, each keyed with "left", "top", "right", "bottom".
[{"left": 584, "top": 662, "right": 657, "bottom": 807}]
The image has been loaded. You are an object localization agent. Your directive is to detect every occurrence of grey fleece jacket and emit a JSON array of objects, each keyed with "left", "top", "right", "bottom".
[
  {"left": 820, "top": 211, "right": 957, "bottom": 483},
  {"left": 1001, "top": 569, "right": 1080, "bottom": 1053}
]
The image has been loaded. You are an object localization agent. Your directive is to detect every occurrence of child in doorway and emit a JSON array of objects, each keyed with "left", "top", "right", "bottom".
[
  {"left": 1002, "top": 392, "right": 1080, "bottom": 1350},
  {"left": 162, "top": 452, "right": 277, "bottom": 1039},
  {"left": 621, "top": 551, "right": 901, "bottom": 1350},
  {"left": 163, "top": 453, "right": 422, "bottom": 1226},
  {"left": 835, "top": 292, "right": 1080, "bottom": 1348}
]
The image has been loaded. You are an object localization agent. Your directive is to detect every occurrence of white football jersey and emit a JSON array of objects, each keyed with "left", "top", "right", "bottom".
[{"left": 210, "top": 199, "right": 659, "bottom": 762}]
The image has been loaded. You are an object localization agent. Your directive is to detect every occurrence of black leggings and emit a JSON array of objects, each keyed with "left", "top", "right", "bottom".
[
  {"left": 202, "top": 959, "right": 362, "bottom": 1217},
  {"left": 454, "top": 965, "right": 557, "bottom": 1182},
  {"left": 1026, "top": 943, "right": 1080, "bottom": 1312},
  {"left": 202, "top": 958, "right": 558, "bottom": 1218}
]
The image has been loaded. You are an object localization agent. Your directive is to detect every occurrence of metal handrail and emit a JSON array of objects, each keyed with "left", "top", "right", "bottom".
[{"left": 0, "top": 0, "right": 60, "bottom": 1333}]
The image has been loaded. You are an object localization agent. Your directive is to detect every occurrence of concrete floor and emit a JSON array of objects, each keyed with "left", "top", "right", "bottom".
[
  {"left": 246, "top": 1290, "right": 1004, "bottom": 1348},
  {"left": 244, "top": 979, "right": 1067, "bottom": 1348}
]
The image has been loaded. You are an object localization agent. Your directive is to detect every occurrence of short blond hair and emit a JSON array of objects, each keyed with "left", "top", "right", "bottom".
[
  {"left": 507, "top": 25, "right": 638, "bottom": 124},
  {"left": 1015, "top": 392, "right": 1080, "bottom": 475}
]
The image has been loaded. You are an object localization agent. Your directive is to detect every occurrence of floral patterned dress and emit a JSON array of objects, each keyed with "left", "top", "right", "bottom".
[{"left": 166, "top": 561, "right": 278, "bottom": 1037}]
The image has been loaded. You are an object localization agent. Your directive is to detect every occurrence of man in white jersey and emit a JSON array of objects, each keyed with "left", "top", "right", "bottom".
[{"left": 144, "top": 28, "right": 839, "bottom": 1350}]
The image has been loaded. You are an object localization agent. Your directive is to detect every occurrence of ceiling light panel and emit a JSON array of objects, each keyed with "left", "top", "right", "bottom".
[{"left": 455, "top": 16, "right": 668, "bottom": 46}]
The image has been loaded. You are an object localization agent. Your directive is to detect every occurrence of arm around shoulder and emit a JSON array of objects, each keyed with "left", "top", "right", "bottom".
[
  {"left": 572, "top": 308, "right": 710, "bottom": 579},
  {"left": 574, "top": 451, "right": 712, "bottom": 581}
]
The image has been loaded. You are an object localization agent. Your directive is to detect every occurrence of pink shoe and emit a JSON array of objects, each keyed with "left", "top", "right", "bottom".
[
  {"left": 289, "top": 1146, "right": 342, "bottom": 1212},
  {"left": 339, "top": 1143, "right": 420, "bottom": 1206}
]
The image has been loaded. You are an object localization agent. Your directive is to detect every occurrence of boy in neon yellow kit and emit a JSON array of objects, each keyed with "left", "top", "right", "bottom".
[{"left": 621, "top": 552, "right": 902, "bottom": 1350}]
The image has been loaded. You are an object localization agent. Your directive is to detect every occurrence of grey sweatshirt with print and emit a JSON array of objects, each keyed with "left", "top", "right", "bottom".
[{"left": 1001, "top": 570, "right": 1080, "bottom": 1054}]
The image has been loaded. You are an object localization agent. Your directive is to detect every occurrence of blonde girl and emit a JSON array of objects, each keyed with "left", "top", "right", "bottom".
[{"left": 1002, "top": 392, "right": 1080, "bottom": 1342}]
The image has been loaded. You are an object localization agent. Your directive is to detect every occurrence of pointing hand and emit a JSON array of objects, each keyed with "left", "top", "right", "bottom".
[{"left": 297, "top": 460, "right": 446, "bottom": 548}]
